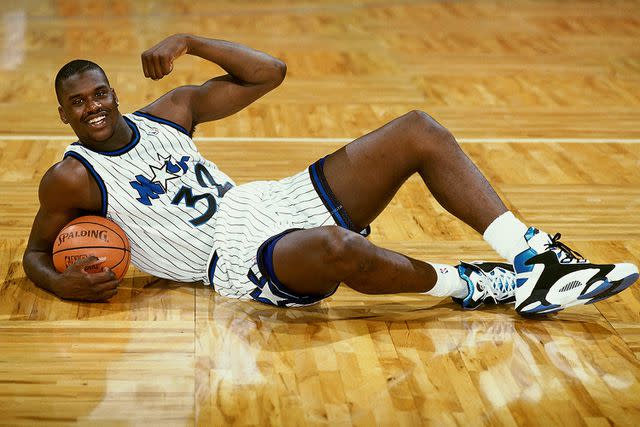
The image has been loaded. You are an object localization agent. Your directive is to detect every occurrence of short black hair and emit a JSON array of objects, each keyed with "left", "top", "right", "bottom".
[{"left": 55, "top": 60, "right": 109, "bottom": 104}]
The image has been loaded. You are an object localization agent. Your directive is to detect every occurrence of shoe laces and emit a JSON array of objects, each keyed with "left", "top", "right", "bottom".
[
  {"left": 545, "top": 233, "right": 585, "bottom": 264},
  {"left": 478, "top": 267, "right": 517, "bottom": 301}
]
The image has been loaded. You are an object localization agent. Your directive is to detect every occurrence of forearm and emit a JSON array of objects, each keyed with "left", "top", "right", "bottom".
[
  {"left": 23, "top": 250, "right": 62, "bottom": 296},
  {"left": 184, "top": 34, "right": 286, "bottom": 85}
]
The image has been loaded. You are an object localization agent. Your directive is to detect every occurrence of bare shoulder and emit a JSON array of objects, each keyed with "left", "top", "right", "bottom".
[
  {"left": 41, "top": 157, "right": 89, "bottom": 191},
  {"left": 39, "top": 157, "right": 101, "bottom": 212},
  {"left": 138, "top": 85, "right": 199, "bottom": 134}
]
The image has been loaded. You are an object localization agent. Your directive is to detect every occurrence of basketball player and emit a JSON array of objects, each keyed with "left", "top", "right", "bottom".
[{"left": 23, "top": 34, "right": 638, "bottom": 315}]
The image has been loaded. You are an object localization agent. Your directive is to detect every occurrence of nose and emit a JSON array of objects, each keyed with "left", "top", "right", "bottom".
[{"left": 87, "top": 97, "right": 102, "bottom": 113}]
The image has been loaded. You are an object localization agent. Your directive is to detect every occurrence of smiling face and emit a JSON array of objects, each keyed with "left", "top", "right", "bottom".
[{"left": 57, "top": 68, "right": 120, "bottom": 144}]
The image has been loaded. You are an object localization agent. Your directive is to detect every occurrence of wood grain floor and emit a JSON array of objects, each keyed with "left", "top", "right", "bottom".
[{"left": 1, "top": 1, "right": 640, "bottom": 426}]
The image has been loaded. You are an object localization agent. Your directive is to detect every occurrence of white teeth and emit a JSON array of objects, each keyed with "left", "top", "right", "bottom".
[{"left": 88, "top": 115, "right": 106, "bottom": 125}]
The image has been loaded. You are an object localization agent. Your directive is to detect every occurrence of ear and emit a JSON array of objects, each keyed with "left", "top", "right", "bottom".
[{"left": 58, "top": 105, "right": 68, "bottom": 124}]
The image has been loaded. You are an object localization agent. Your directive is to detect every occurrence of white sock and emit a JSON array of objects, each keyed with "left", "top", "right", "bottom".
[
  {"left": 483, "top": 211, "right": 529, "bottom": 263},
  {"left": 425, "top": 263, "right": 468, "bottom": 298}
]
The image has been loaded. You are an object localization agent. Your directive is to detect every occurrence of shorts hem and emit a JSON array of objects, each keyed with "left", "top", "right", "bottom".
[
  {"left": 308, "top": 157, "right": 371, "bottom": 237},
  {"left": 252, "top": 228, "right": 338, "bottom": 307}
]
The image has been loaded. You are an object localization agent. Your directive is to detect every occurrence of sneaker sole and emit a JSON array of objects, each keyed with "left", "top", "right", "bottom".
[{"left": 517, "top": 271, "right": 639, "bottom": 316}]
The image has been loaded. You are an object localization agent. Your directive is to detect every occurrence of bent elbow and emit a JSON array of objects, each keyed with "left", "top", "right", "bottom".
[
  {"left": 22, "top": 248, "right": 38, "bottom": 274},
  {"left": 22, "top": 249, "right": 34, "bottom": 281},
  {"left": 272, "top": 59, "right": 287, "bottom": 86}
]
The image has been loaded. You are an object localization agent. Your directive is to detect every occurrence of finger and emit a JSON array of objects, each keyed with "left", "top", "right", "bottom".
[
  {"left": 141, "top": 53, "right": 150, "bottom": 78},
  {"left": 102, "top": 288, "right": 118, "bottom": 300},
  {"left": 160, "top": 54, "right": 172, "bottom": 76},
  {"left": 93, "top": 279, "right": 120, "bottom": 293},
  {"left": 69, "top": 255, "right": 104, "bottom": 271},
  {"left": 86, "top": 287, "right": 118, "bottom": 302},
  {"left": 151, "top": 54, "right": 164, "bottom": 80},
  {"left": 86, "top": 269, "right": 117, "bottom": 283},
  {"left": 70, "top": 255, "right": 98, "bottom": 267},
  {"left": 143, "top": 50, "right": 159, "bottom": 79}
]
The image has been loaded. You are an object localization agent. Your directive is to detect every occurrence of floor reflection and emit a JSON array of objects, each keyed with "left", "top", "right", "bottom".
[{"left": 201, "top": 293, "right": 640, "bottom": 417}]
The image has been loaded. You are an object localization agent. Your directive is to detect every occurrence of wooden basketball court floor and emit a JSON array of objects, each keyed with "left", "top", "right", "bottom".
[{"left": 1, "top": 0, "right": 639, "bottom": 425}]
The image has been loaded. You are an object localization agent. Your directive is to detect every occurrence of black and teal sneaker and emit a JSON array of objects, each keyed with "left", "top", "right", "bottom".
[
  {"left": 514, "top": 227, "right": 639, "bottom": 315},
  {"left": 453, "top": 261, "right": 517, "bottom": 310}
]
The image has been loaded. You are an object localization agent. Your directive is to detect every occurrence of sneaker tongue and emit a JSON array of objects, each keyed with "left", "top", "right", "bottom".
[{"left": 529, "top": 231, "right": 553, "bottom": 252}]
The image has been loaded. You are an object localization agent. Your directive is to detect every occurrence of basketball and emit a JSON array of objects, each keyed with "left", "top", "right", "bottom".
[{"left": 52, "top": 215, "right": 131, "bottom": 280}]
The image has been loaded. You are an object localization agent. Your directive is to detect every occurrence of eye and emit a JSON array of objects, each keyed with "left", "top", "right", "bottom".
[
  {"left": 72, "top": 98, "right": 83, "bottom": 105},
  {"left": 96, "top": 90, "right": 106, "bottom": 97}
]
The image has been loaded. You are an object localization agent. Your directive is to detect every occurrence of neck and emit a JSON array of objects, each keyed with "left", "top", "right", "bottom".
[{"left": 80, "top": 114, "right": 133, "bottom": 151}]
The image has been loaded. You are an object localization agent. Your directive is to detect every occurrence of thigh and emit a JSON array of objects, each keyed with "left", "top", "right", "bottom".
[{"left": 322, "top": 111, "right": 420, "bottom": 230}]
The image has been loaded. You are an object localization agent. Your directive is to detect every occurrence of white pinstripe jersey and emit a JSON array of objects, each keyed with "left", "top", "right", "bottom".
[{"left": 63, "top": 112, "right": 235, "bottom": 282}]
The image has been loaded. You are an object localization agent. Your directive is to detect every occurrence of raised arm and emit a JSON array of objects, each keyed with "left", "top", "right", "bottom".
[
  {"left": 139, "top": 34, "right": 286, "bottom": 131},
  {"left": 22, "top": 159, "right": 119, "bottom": 301}
]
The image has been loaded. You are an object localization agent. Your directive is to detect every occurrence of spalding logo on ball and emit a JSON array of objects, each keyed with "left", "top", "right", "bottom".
[{"left": 52, "top": 215, "right": 131, "bottom": 280}]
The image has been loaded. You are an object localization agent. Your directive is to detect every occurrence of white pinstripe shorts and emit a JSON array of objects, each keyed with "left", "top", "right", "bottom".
[{"left": 202, "top": 157, "right": 370, "bottom": 307}]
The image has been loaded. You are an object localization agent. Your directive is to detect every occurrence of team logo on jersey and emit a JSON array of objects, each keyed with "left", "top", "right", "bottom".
[
  {"left": 130, "top": 154, "right": 190, "bottom": 205},
  {"left": 128, "top": 155, "right": 234, "bottom": 227}
]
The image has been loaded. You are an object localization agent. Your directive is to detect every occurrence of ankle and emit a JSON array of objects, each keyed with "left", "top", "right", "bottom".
[
  {"left": 424, "top": 263, "right": 468, "bottom": 298},
  {"left": 483, "top": 211, "right": 529, "bottom": 263}
]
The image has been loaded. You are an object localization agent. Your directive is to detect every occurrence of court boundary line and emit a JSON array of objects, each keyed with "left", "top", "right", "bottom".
[{"left": 0, "top": 135, "right": 639, "bottom": 144}]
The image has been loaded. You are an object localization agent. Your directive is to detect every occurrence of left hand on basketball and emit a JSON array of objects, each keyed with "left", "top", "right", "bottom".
[{"left": 141, "top": 34, "right": 189, "bottom": 80}]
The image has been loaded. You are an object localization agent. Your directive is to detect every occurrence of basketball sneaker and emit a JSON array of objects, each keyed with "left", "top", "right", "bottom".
[
  {"left": 514, "top": 227, "right": 639, "bottom": 315},
  {"left": 452, "top": 261, "right": 517, "bottom": 310}
]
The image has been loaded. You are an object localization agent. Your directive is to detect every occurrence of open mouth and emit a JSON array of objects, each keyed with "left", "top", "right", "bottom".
[{"left": 86, "top": 113, "right": 108, "bottom": 129}]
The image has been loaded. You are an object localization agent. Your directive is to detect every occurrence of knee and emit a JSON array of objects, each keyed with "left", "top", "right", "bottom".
[
  {"left": 402, "top": 110, "right": 457, "bottom": 154},
  {"left": 402, "top": 110, "right": 449, "bottom": 136},
  {"left": 319, "top": 226, "right": 370, "bottom": 276}
]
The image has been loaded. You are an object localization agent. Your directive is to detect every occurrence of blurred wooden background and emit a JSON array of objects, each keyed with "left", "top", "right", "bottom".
[{"left": 0, "top": 1, "right": 639, "bottom": 425}]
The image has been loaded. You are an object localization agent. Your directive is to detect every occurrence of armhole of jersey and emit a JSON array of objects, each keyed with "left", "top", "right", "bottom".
[
  {"left": 63, "top": 151, "right": 109, "bottom": 216},
  {"left": 132, "top": 111, "right": 191, "bottom": 136}
]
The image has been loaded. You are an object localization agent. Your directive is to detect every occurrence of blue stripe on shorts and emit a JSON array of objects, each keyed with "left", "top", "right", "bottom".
[
  {"left": 248, "top": 156, "right": 373, "bottom": 307},
  {"left": 308, "top": 156, "right": 371, "bottom": 237},
  {"left": 252, "top": 228, "right": 338, "bottom": 307}
]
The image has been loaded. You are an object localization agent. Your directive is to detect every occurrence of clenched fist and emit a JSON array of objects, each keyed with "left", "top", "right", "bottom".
[{"left": 141, "top": 34, "right": 190, "bottom": 80}]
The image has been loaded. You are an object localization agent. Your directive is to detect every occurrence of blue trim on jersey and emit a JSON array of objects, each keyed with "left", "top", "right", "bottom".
[
  {"left": 207, "top": 251, "right": 219, "bottom": 290},
  {"left": 63, "top": 151, "right": 108, "bottom": 216},
  {"left": 133, "top": 111, "right": 191, "bottom": 136},
  {"left": 71, "top": 116, "right": 141, "bottom": 156}
]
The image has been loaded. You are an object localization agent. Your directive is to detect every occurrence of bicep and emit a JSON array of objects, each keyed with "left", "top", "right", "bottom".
[
  {"left": 143, "top": 76, "right": 280, "bottom": 129},
  {"left": 190, "top": 75, "right": 278, "bottom": 123}
]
